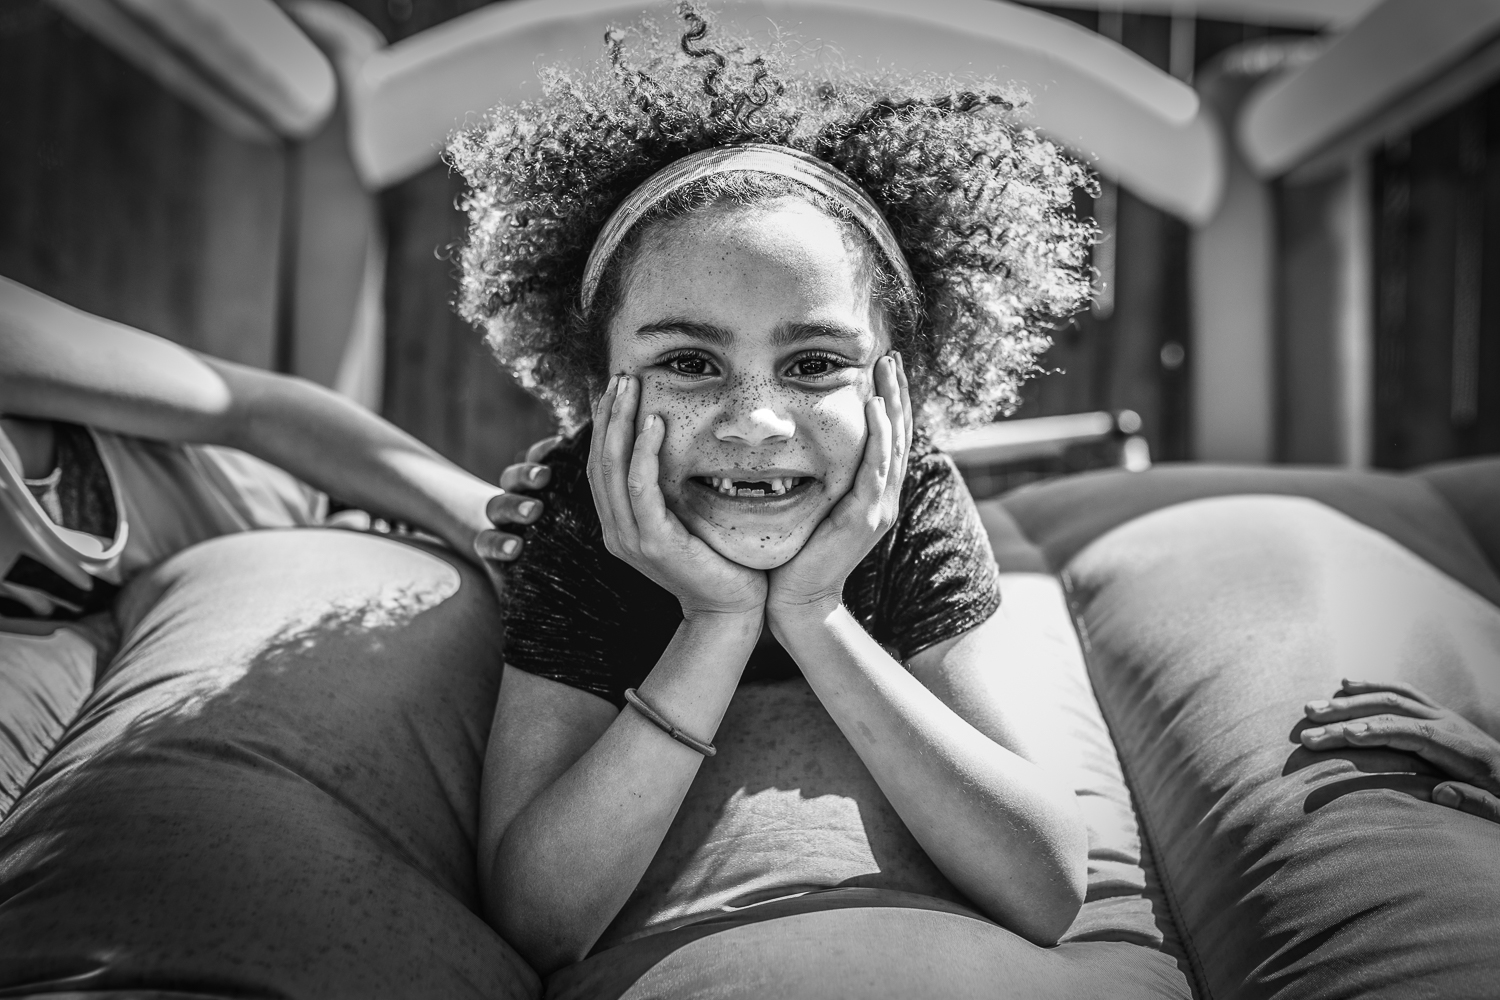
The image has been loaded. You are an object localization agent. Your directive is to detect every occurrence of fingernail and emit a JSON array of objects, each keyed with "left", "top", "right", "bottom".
[
  {"left": 1303, "top": 727, "right": 1325, "bottom": 739},
  {"left": 1344, "top": 722, "right": 1368, "bottom": 735},
  {"left": 518, "top": 500, "right": 537, "bottom": 517},
  {"left": 501, "top": 538, "right": 519, "bottom": 557},
  {"left": 1306, "top": 700, "right": 1330, "bottom": 712},
  {"left": 643, "top": 413, "right": 656, "bottom": 429},
  {"left": 529, "top": 467, "right": 545, "bottom": 482},
  {"left": 1433, "top": 785, "right": 1460, "bottom": 805}
]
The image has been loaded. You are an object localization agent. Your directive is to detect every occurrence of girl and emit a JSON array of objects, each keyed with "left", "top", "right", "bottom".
[{"left": 454, "top": 7, "right": 1096, "bottom": 986}]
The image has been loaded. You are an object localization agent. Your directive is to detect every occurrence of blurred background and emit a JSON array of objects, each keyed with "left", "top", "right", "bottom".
[{"left": 2, "top": 0, "right": 1496, "bottom": 488}]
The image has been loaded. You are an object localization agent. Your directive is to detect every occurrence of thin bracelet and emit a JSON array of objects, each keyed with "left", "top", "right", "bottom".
[{"left": 623, "top": 688, "right": 717, "bottom": 757}]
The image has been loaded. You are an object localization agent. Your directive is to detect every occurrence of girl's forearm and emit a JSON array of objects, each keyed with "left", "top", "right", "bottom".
[
  {"left": 770, "top": 602, "right": 1087, "bottom": 945},
  {"left": 489, "top": 609, "right": 760, "bottom": 974}
]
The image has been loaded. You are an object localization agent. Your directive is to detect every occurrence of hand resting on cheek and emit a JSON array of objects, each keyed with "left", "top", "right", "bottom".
[
  {"left": 587, "top": 371, "right": 768, "bottom": 620},
  {"left": 767, "top": 352, "right": 911, "bottom": 626},
  {"left": 586, "top": 353, "right": 910, "bottom": 622}
]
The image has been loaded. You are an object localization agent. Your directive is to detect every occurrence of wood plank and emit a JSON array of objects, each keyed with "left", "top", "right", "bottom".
[
  {"left": 379, "top": 163, "right": 556, "bottom": 483},
  {"left": 0, "top": 9, "right": 282, "bottom": 368}
]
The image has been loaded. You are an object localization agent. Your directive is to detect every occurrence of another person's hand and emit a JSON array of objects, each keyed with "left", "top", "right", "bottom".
[
  {"left": 589, "top": 373, "right": 766, "bottom": 619},
  {"left": 1302, "top": 679, "right": 1500, "bottom": 823},
  {"left": 473, "top": 436, "right": 559, "bottom": 563},
  {"left": 767, "top": 353, "right": 910, "bottom": 628}
]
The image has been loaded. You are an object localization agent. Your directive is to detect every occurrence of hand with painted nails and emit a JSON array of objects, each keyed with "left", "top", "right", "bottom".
[
  {"left": 1302, "top": 678, "right": 1500, "bottom": 824},
  {"left": 588, "top": 373, "right": 767, "bottom": 620},
  {"left": 766, "top": 353, "right": 911, "bottom": 629},
  {"left": 472, "top": 436, "right": 560, "bottom": 565}
]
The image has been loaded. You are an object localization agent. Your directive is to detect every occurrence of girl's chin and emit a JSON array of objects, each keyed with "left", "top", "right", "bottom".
[{"left": 695, "top": 525, "right": 811, "bottom": 571}]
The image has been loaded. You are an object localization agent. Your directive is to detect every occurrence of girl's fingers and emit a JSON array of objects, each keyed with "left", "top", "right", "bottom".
[
  {"left": 1338, "top": 678, "right": 1443, "bottom": 709},
  {"left": 895, "top": 351, "right": 911, "bottom": 429},
  {"left": 855, "top": 394, "right": 893, "bottom": 513},
  {"left": 626, "top": 413, "right": 675, "bottom": 535},
  {"left": 602, "top": 375, "right": 642, "bottom": 535},
  {"left": 1433, "top": 781, "right": 1500, "bottom": 823},
  {"left": 885, "top": 353, "right": 911, "bottom": 487},
  {"left": 1303, "top": 691, "right": 1440, "bottom": 723},
  {"left": 587, "top": 376, "right": 616, "bottom": 514},
  {"left": 878, "top": 356, "right": 903, "bottom": 451},
  {"left": 588, "top": 375, "right": 632, "bottom": 543}
]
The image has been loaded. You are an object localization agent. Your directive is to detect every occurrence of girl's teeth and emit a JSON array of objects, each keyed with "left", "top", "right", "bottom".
[{"left": 706, "top": 476, "right": 802, "bottom": 496}]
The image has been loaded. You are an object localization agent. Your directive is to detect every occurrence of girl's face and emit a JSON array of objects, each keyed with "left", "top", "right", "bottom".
[{"left": 605, "top": 197, "right": 890, "bottom": 570}]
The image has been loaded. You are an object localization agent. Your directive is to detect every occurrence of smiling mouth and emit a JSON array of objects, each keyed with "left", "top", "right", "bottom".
[{"left": 693, "top": 476, "right": 811, "bottom": 498}]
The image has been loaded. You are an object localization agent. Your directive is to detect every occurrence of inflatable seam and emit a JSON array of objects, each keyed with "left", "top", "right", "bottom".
[{"left": 1060, "top": 568, "right": 1213, "bottom": 1000}]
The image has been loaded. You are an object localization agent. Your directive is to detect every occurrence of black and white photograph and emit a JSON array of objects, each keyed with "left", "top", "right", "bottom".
[{"left": 1, "top": 0, "right": 1497, "bottom": 997}]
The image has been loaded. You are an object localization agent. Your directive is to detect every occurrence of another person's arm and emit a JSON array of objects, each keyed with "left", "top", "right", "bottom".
[
  {"left": 0, "top": 275, "right": 538, "bottom": 563},
  {"left": 1302, "top": 678, "right": 1500, "bottom": 822}
]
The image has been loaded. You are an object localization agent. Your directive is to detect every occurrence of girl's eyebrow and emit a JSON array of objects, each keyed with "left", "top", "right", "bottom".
[
  {"left": 635, "top": 320, "right": 732, "bottom": 345},
  {"left": 771, "top": 321, "right": 868, "bottom": 347},
  {"left": 634, "top": 319, "right": 869, "bottom": 347}
]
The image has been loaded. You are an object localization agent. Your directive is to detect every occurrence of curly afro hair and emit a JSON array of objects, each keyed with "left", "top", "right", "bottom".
[{"left": 449, "top": 4, "right": 1094, "bottom": 434}]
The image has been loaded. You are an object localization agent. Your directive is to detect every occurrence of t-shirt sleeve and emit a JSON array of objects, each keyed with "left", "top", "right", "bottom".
[
  {"left": 498, "top": 437, "right": 681, "bottom": 708},
  {"left": 855, "top": 449, "right": 1003, "bottom": 661}
]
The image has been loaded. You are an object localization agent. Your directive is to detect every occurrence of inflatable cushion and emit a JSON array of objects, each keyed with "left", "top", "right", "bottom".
[
  {"left": 0, "top": 529, "right": 537, "bottom": 999},
  {"left": 563, "top": 569, "right": 1191, "bottom": 997},
  {"left": 1063, "top": 496, "right": 1500, "bottom": 999},
  {"left": 1001, "top": 463, "right": 1500, "bottom": 607},
  {"left": 594, "top": 572, "right": 1186, "bottom": 942},
  {"left": 1415, "top": 456, "right": 1500, "bottom": 580},
  {"left": 552, "top": 891, "right": 1190, "bottom": 1000},
  {"left": 0, "top": 617, "right": 110, "bottom": 819}
]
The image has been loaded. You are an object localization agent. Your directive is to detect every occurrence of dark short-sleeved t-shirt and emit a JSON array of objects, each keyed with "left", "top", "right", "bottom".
[{"left": 501, "top": 429, "right": 1002, "bottom": 707}]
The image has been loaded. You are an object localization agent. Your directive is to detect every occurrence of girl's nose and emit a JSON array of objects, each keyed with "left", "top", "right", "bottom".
[{"left": 713, "top": 403, "right": 796, "bottom": 448}]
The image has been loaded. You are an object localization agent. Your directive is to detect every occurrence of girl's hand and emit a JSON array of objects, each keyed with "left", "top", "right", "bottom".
[
  {"left": 1302, "top": 678, "right": 1500, "bottom": 824},
  {"left": 767, "top": 353, "right": 910, "bottom": 629},
  {"left": 589, "top": 373, "right": 767, "bottom": 620}
]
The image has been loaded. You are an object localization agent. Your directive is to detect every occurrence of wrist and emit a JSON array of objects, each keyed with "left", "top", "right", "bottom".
[
  {"left": 767, "top": 593, "right": 844, "bottom": 640},
  {"left": 680, "top": 603, "right": 764, "bottom": 635}
]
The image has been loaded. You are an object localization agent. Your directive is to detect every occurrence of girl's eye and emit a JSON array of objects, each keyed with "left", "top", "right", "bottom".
[
  {"left": 786, "top": 354, "right": 849, "bottom": 380},
  {"left": 663, "top": 352, "right": 717, "bottom": 377}
]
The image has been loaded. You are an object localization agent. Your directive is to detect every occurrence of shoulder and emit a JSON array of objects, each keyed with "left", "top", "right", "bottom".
[
  {"left": 534, "top": 430, "right": 593, "bottom": 501},
  {"left": 895, "top": 439, "right": 979, "bottom": 532},
  {"left": 500, "top": 429, "right": 601, "bottom": 599},
  {"left": 848, "top": 435, "right": 1000, "bottom": 660},
  {"left": 516, "top": 430, "right": 596, "bottom": 543}
]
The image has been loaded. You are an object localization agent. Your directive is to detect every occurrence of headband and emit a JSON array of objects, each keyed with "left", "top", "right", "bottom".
[{"left": 579, "top": 144, "right": 916, "bottom": 311}]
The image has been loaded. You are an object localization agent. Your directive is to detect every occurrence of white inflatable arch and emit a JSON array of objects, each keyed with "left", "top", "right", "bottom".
[{"left": 348, "top": 0, "right": 1223, "bottom": 222}]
